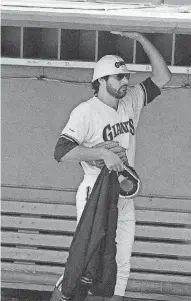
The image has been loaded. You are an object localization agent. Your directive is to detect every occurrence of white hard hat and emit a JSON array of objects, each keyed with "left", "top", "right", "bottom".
[{"left": 92, "top": 55, "right": 134, "bottom": 82}]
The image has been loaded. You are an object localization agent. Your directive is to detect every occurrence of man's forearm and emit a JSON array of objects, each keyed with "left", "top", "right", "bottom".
[
  {"left": 59, "top": 145, "right": 108, "bottom": 163},
  {"left": 57, "top": 142, "right": 125, "bottom": 172},
  {"left": 136, "top": 33, "right": 171, "bottom": 88}
]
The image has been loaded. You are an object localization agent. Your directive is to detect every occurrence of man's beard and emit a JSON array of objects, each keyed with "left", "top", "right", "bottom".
[{"left": 106, "top": 82, "right": 127, "bottom": 99}]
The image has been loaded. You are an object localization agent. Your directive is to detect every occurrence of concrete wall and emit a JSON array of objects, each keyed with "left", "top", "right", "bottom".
[{"left": 1, "top": 65, "right": 191, "bottom": 197}]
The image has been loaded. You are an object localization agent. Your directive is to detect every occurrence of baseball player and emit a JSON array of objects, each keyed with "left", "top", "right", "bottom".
[{"left": 54, "top": 32, "right": 171, "bottom": 301}]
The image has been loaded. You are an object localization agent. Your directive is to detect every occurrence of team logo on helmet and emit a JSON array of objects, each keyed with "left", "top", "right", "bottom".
[{"left": 115, "top": 61, "right": 126, "bottom": 68}]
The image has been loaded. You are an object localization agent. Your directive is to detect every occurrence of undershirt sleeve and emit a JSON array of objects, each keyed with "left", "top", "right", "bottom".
[
  {"left": 140, "top": 77, "right": 161, "bottom": 106},
  {"left": 54, "top": 136, "right": 78, "bottom": 162}
]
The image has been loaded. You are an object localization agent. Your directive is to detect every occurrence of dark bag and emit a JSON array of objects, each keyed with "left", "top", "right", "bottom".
[{"left": 50, "top": 167, "right": 120, "bottom": 301}]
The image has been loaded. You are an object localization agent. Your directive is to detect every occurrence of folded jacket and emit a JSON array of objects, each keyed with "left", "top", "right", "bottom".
[{"left": 61, "top": 166, "right": 120, "bottom": 299}]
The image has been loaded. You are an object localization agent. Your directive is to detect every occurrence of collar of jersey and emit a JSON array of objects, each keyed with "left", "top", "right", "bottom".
[{"left": 93, "top": 96, "right": 121, "bottom": 114}]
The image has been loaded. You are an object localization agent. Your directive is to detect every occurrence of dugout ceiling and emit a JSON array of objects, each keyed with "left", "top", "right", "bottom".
[
  {"left": 1, "top": 0, "right": 191, "bottom": 33},
  {"left": 1, "top": 1, "right": 191, "bottom": 74},
  {"left": 1, "top": 0, "right": 191, "bottom": 74}
]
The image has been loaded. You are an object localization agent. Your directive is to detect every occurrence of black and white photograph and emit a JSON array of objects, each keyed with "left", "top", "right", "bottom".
[{"left": 1, "top": 0, "right": 191, "bottom": 301}]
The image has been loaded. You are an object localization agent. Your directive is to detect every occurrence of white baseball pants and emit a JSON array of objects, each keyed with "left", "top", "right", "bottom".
[{"left": 76, "top": 175, "right": 136, "bottom": 297}]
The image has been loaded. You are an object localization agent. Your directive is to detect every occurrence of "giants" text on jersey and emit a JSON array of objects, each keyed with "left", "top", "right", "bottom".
[{"left": 103, "top": 119, "right": 135, "bottom": 141}]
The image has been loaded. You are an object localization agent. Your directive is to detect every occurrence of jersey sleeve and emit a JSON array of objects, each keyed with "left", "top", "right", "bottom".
[
  {"left": 124, "top": 77, "right": 161, "bottom": 129},
  {"left": 124, "top": 84, "right": 145, "bottom": 129},
  {"left": 60, "top": 102, "right": 90, "bottom": 145}
]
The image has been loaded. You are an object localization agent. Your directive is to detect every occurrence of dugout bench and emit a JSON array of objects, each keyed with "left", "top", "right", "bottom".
[{"left": 1, "top": 185, "right": 191, "bottom": 301}]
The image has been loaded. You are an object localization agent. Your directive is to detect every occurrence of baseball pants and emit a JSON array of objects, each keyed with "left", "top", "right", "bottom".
[{"left": 76, "top": 175, "right": 136, "bottom": 297}]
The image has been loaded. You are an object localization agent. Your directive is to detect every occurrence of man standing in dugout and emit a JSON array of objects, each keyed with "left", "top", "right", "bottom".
[{"left": 54, "top": 32, "right": 171, "bottom": 300}]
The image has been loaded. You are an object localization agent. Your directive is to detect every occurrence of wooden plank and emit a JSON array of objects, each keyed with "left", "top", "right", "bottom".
[
  {"left": 1, "top": 186, "right": 76, "bottom": 205},
  {"left": 2, "top": 206, "right": 191, "bottom": 228},
  {"left": 2, "top": 231, "right": 190, "bottom": 258},
  {"left": 1, "top": 264, "right": 191, "bottom": 299},
  {"left": 2, "top": 197, "right": 191, "bottom": 217},
  {"left": 130, "top": 272, "right": 191, "bottom": 284},
  {"left": 126, "top": 278, "right": 191, "bottom": 297},
  {"left": 131, "top": 257, "right": 191, "bottom": 274},
  {"left": 2, "top": 197, "right": 191, "bottom": 218},
  {"left": 2, "top": 246, "right": 191, "bottom": 274},
  {"left": 2, "top": 186, "right": 191, "bottom": 212},
  {"left": 135, "top": 210, "right": 191, "bottom": 226},
  {"left": 1, "top": 246, "right": 68, "bottom": 264},
  {"left": 1, "top": 263, "right": 191, "bottom": 298},
  {"left": 2, "top": 263, "right": 191, "bottom": 284},
  {"left": 2, "top": 270, "right": 191, "bottom": 299},
  {"left": 3, "top": 281, "right": 190, "bottom": 300},
  {"left": 2, "top": 224, "right": 191, "bottom": 245},
  {"left": 125, "top": 291, "right": 191, "bottom": 301},
  {"left": 135, "top": 225, "right": 191, "bottom": 241},
  {"left": 2, "top": 228, "right": 190, "bottom": 252},
  {"left": 1, "top": 216, "right": 77, "bottom": 232},
  {"left": 2, "top": 279, "right": 190, "bottom": 301},
  {"left": 126, "top": 298, "right": 191, "bottom": 301},
  {"left": 1, "top": 231, "right": 73, "bottom": 249},
  {"left": 1, "top": 280, "right": 53, "bottom": 292},
  {"left": 1, "top": 200, "right": 77, "bottom": 217},
  {"left": 133, "top": 241, "right": 191, "bottom": 258},
  {"left": 3, "top": 226, "right": 182, "bottom": 247},
  {"left": 1, "top": 269, "right": 57, "bottom": 287},
  {"left": 135, "top": 196, "right": 191, "bottom": 212},
  {"left": 1, "top": 262, "right": 63, "bottom": 277},
  {"left": 1, "top": 264, "right": 56, "bottom": 290}
]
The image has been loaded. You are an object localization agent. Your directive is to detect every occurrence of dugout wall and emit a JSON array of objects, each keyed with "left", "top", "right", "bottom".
[{"left": 1, "top": 0, "right": 191, "bottom": 199}]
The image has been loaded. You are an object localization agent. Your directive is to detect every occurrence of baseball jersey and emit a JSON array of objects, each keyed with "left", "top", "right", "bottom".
[{"left": 59, "top": 78, "right": 161, "bottom": 177}]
